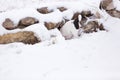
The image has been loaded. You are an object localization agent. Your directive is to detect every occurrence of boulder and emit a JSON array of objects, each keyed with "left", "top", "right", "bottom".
[
  {"left": 18, "top": 17, "right": 39, "bottom": 29},
  {"left": 0, "top": 31, "right": 40, "bottom": 44},
  {"left": 81, "top": 10, "right": 93, "bottom": 17},
  {"left": 82, "top": 21, "right": 97, "bottom": 33},
  {"left": 82, "top": 21, "right": 105, "bottom": 33},
  {"left": 107, "top": 10, "right": 120, "bottom": 18},
  {"left": 57, "top": 7, "right": 67, "bottom": 12},
  {"left": 37, "top": 7, "right": 53, "bottom": 14},
  {"left": 44, "top": 22, "right": 56, "bottom": 30},
  {"left": 80, "top": 11, "right": 101, "bottom": 26},
  {"left": 2, "top": 18, "right": 15, "bottom": 30},
  {"left": 80, "top": 11, "right": 93, "bottom": 26},
  {"left": 100, "top": 0, "right": 115, "bottom": 10},
  {"left": 100, "top": 0, "right": 120, "bottom": 18},
  {"left": 44, "top": 21, "right": 65, "bottom": 30}
]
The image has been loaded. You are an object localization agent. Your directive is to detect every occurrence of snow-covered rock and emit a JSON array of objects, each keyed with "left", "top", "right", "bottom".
[
  {"left": 57, "top": 7, "right": 67, "bottom": 12},
  {"left": 17, "top": 17, "right": 39, "bottom": 29},
  {"left": 0, "top": 31, "right": 40, "bottom": 44},
  {"left": 100, "top": 0, "right": 120, "bottom": 18},
  {"left": 37, "top": 7, "right": 54, "bottom": 14},
  {"left": 82, "top": 21, "right": 105, "bottom": 33},
  {"left": 2, "top": 18, "right": 15, "bottom": 30},
  {"left": 100, "top": 0, "right": 114, "bottom": 10}
]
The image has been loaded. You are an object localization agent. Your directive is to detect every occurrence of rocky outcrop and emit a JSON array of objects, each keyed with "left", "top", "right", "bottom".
[
  {"left": 0, "top": 31, "right": 40, "bottom": 44},
  {"left": 37, "top": 7, "right": 53, "bottom": 14},
  {"left": 2, "top": 18, "right": 15, "bottom": 30},
  {"left": 17, "top": 17, "right": 39, "bottom": 29}
]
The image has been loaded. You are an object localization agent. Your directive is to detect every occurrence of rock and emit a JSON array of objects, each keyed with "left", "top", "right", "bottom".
[
  {"left": 82, "top": 21, "right": 105, "bottom": 33},
  {"left": 81, "top": 10, "right": 93, "bottom": 17},
  {"left": 98, "top": 24, "right": 105, "bottom": 30},
  {"left": 72, "top": 12, "right": 81, "bottom": 20},
  {"left": 100, "top": 0, "right": 120, "bottom": 18},
  {"left": 2, "top": 18, "right": 15, "bottom": 30},
  {"left": 83, "top": 21, "right": 97, "bottom": 33},
  {"left": 44, "top": 22, "right": 56, "bottom": 30},
  {"left": 44, "top": 21, "right": 65, "bottom": 30},
  {"left": 0, "top": 31, "right": 40, "bottom": 44},
  {"left": 80, "top": 11, "right": 101, "bottom": 26},
  {"left": 37, "top": 7, "right": 53, "bottom": 14},
  {"left": 57, "top": 7, "right": 67, "bottom": 12},
  {"left": 100, "top": 0, "right": 115, "bottom": 10},
  {"left": 18, "top": 17, "right": 39, "bottom": 29},
  {"left": 107, "top": 10, "right": 120, "bottom": 18},
  {"left": 80, "top": 11, "right": 93, "bottom": 26}
]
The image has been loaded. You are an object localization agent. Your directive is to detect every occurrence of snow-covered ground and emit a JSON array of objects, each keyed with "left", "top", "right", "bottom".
[
  {"left": 0, "top": 0, "right": 101, "bottom": 12},
  {"left": 0, "top": 0, "right": 120, "bottom": 80}
]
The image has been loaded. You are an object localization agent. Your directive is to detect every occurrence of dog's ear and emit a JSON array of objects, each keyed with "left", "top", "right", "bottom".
[
  {"left": 57, "top": 20, "right": 65, "bottom": 30},
  {"left": 73, "top": 17, "right": 79, "bottom": 29},
  {"left": 99, "top": 2, "right": 102, "bottom": 10}
]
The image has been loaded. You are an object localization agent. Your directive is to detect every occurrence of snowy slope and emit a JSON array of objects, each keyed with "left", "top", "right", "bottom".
[{"left": 0, "top": 0, "right": 120, "bottom": 80}]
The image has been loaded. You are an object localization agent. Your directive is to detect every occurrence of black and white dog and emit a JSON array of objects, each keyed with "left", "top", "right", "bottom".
[{"left": 59, "top": 15, "right": 81, "bottom": 40}]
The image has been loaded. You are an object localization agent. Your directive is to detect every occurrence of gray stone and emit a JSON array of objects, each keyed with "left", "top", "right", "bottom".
[
  {"left": 18, "top": 17, "right": 39, "bottom": 29},
  {"left": 82, "top": 21, "right": 105, "bottom": 33},
  {"left": 2, "top": 18, "right": 15, "bottom": 30},
  {"left": 107, "top": 10, "right": 120, "bottom": 18},
  {"left": 37, "top": 7, "right": 53, "bottom": 14},
  {"left": 100, "top": 0, "right": 115, "bottom": 10}
]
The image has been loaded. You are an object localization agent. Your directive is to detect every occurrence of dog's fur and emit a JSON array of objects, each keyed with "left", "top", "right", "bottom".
[{"left": 60, "top": 20, "right": 79, "bottom": 40}]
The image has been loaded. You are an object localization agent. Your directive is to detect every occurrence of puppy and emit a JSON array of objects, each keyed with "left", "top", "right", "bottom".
[{"left": 60, "top": 16, "right": 81, "bottom": 40}]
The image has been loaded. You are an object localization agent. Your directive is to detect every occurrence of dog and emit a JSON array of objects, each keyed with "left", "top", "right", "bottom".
[{"left": 59, "top": 15, "right": 81, "bottom": 40}]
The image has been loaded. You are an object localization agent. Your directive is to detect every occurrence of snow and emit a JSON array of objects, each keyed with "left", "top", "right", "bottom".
[
  {"left": 24, "top": 23, "right": 51, "bottom": 41},
  {"left": 0, "top": 0, "right": 120, "bottom": 80}
]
